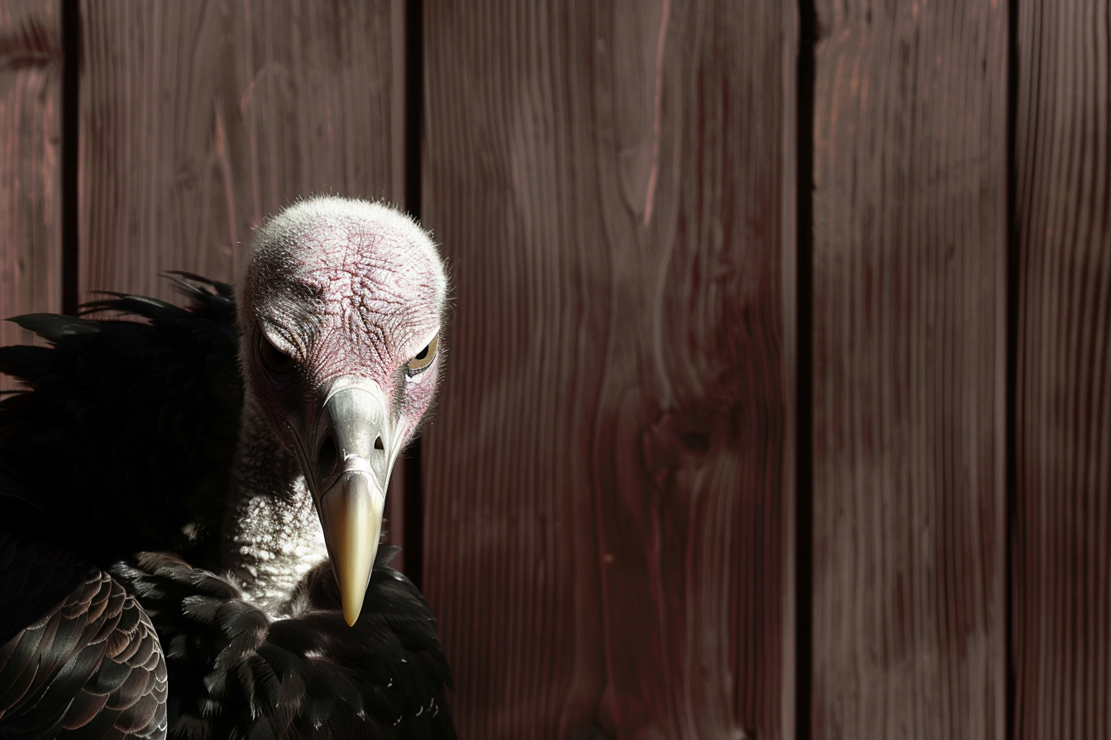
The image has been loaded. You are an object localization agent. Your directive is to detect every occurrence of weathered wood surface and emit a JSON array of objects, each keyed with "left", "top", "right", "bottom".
[
  {"left": 79, "top": 0, "right": 406, "bottom": 300},
  {"left": 422, "top": 2, "right": 795, "bottom": 737},
  {"left": 0, "top": 1, "right": 1104, "bottom": 736},
  {"left": 809, "top": 1, "right": 1008, "bottom": 738},
  {"left": 77, "top": 0, "right": 411, "bottom": 551},
  {"left": 0, "top": 0, "right": 60, "bottom": 392},
  {"left": 1013, "top": 1, "right": 1111, "bottom": 737}
]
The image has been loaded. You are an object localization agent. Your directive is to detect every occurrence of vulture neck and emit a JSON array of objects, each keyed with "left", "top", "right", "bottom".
[{"left": 222, "top": 394, "right": 328, "bottom": 616}]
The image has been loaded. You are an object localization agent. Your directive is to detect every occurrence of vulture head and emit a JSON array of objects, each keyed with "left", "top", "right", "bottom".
[{"left": 235, "top": 197, "right": 446, "bottom": 625}]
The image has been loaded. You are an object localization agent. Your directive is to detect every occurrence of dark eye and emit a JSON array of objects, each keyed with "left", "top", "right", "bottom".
[
  {"left": 257, "top": 328, "right": 297, "bottom": 376},
  {"left": 405, "top": 332, "right": 439, "bottom": 376}
]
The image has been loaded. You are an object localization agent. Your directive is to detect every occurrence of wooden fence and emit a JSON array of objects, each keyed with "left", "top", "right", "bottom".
[{"left": 0, "top": 1, "right": 1107, "bottom": 738}]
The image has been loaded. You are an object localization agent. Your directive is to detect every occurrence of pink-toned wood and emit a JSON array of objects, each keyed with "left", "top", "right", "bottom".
[
  {"left": 422, "top": 2, "right": 796, "bottom": 737},
  {"left": 78, "top": 0, "right": 406, "bottom": 297},
  {"left": 809, "top": 2, "right": 1007, "bottom": 738},
  {"left": 77, "top": 0, "right": 411, "bottom": 554},
  {"left": 0, "top": 0, "right": 61, "bottom": 392},
  {"left": 1013, "top": 1, "right": 1111, "bottom": 737}
]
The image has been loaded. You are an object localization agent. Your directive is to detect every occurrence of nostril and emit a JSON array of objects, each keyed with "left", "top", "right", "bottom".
[
  {"left": 318, "top": 436, "right": 338, "bottom": 478},
  {"left": 374, "top": 436, "right": 384, "bottom": 451}
]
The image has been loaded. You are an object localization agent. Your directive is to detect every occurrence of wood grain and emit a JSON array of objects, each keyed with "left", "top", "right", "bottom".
[
  {"left": 77, "top": 0, "right": 411, "bottom": 552},
  {"left": 809, "top": 2, "right": 1007, "bottom": 738},
  {"left": 79, "top": 0, "right": 406, "bottom": 298},
  {"left": 1013, "top": 1, "right": 1111, "bottom": 737},
  {"left": 422, "top": 2, "right": 795, "bottom": 737},
  {"left": 0, "top": 0, "right": 60, "bottom": 392}
]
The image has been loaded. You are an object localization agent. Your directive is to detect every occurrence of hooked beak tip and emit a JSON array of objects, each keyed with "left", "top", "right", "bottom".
[
  {"left": 317, "top": 473, "right": 384, "bottom": 626},
  {"left": 342, "top": 599, "right": 362, "bottom": 627}
]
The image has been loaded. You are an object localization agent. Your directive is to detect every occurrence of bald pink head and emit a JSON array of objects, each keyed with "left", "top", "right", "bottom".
[
  {"left": 238, "top": 197, "right": 447, "bottom": 447},
  {"left": 236, "top": 197, "right": 447, "bottom": 624}
]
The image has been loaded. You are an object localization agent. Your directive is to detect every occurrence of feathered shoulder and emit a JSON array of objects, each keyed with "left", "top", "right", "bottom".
[{"left": 0, "top": 275, "right": 243, "bottom": 567}]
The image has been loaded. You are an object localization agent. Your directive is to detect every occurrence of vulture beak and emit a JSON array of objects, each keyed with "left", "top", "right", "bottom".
[{"left": 300, "top": 382, "right": 397, "bottom": 626}]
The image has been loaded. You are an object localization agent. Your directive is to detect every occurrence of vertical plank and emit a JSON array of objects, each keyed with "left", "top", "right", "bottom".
[
  {"left": 809, "top": 2, "right": 1007, "bottom": 738},
  {"left": 422, "top": 1, "right": 795, "bottom": 737},
  {"left": 78, "top": 0, "right": 405, "bottom": 298},
  {"left": 0, "top": 0, "right": 61, "bottom": 392},
  {"left": 1013, "top": 1, "right": 1111, "bottom": 737},
  {"left": 77, "top": 0, "right": 410, "bottom": 552}
]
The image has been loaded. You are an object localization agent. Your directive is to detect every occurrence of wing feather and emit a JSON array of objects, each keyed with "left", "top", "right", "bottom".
[{"left": 0, "top": 533, "right": 168, "bottom": 739}]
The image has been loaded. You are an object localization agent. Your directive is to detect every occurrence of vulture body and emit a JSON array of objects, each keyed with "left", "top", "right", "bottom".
[{"left": 0, "top": 198, "right": 455, "bottom": 739}]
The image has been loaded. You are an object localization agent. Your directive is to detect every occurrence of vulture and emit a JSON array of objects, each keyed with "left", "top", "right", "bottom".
[{"left": 0, "top": 197, "right": 456, "bottom": 739}]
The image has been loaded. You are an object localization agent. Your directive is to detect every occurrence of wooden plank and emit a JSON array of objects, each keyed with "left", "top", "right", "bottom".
[
  {"left": 77, "top": 0, "right": 410, "bottom": 552},
  {"left": 1013, "top": 1, "right": 1111, "bottom": 737},
  {"left": 79, "top": 0, "right": 405, "bottom": 298},
  {"left": 0, "top": 0, "right": 61, "bottom": 392},
  {"left": 809, "top": 2, "right": 1007, "bottom": 738},
  {"left": 422, "top": 1, "right": 795, "bottom": 736}
]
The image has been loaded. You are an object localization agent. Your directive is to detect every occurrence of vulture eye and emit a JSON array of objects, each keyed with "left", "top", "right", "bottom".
[
  {"left": 405, "top": 332, "right": 439, "bottom": 376},
  {"left": 257, "top": 329, "right": 297, "bottom": 376}
]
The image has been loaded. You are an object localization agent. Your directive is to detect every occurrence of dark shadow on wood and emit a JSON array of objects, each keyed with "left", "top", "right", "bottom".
[
  {"left": 403, "top": 0, "right": 425, "bottom": 591},
  {"left": 795, "top": 0, "right": 817, "bottom": 737},
  {"left": 61, "top": 0, "right": 79, "bottom": 315},
  {"left": 1005, "top": 0, "right": 1018, "bottom": 737}
]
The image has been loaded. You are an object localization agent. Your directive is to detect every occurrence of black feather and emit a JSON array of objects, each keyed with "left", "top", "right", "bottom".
[
  {"left": 0, "top": 534, "right": 168, "bottom": 740},
  {"left": 108, "top": 549, "right": 454, "bottom": 739}
]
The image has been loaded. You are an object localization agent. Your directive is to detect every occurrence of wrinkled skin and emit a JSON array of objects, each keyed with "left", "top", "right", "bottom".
[{"left": 240, "top": 199, "right": 446, "bottom": 446}]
